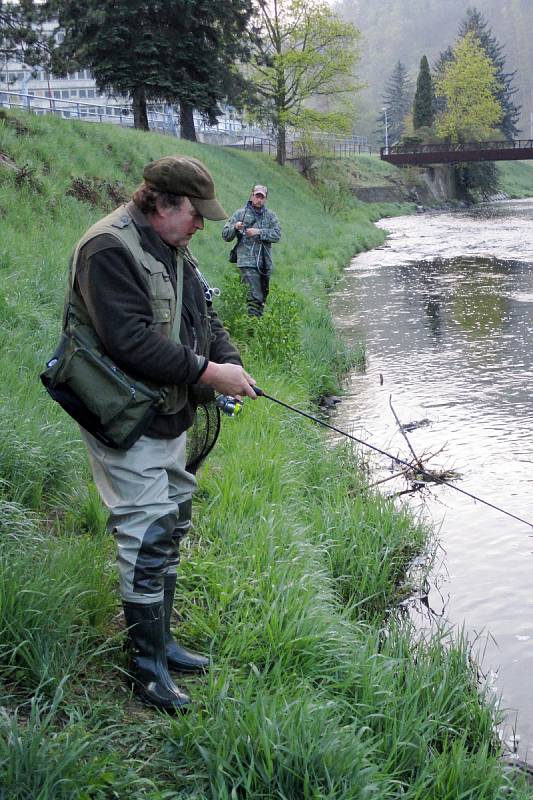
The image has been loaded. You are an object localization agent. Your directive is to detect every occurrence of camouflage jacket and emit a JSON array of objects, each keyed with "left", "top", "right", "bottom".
[{"left": 222, "top": 203, "right": 281, "bottom": 273}]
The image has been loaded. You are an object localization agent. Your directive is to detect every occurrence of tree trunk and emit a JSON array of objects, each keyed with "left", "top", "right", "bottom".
[
  {"left": 276, "top": 123, "right": 286, "bottom": 166},
  {"left": 179, "top": 100, "right": 197, "bottom": 141},
  {"left": 132, "top": 86, "right": 149, "bottom": 131}
]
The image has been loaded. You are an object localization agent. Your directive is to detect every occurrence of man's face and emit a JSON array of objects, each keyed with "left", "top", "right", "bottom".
[
  {"left": 251, "top": 191, "right": 266, "bottom": 209},
  {"left": 153, "top": 197, "right": 204, "bottom": 247}
]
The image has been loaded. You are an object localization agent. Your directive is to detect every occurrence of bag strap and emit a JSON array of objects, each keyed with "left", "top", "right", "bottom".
[
  {"left": 172, "top": 249, "right": 184, "bottom": 342},
  {"left": 236, "top": 207, "right": 247, "bottom": 240}
]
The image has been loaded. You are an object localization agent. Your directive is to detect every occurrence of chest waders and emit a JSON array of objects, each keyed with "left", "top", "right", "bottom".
[{"left": 74, "top": 207, "right": 208, "bottom": 712}]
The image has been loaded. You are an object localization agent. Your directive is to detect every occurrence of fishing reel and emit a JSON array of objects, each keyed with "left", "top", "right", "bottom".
[{"left": 215, "top": 394, "right": 243, "bottom": 417}]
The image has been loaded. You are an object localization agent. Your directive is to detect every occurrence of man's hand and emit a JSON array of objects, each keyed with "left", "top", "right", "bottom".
[
  {"left": 245, "top": 227, "right": 261, "bottom": 237},
  {"left": 235, "top": 221, "right": 244, "bottom": 232},
  {"left": 198, "top": 362, "right": 257, "bottom": 399}
]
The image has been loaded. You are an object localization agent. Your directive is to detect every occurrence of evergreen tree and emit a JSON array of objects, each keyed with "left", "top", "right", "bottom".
[
  {"left": 51, "top": 0, "right": 254, "bottom": 136},
  {"left": 413, "top": 55, "right": 434, "bottom": 130},
  {"left": 377, "top": 60, "right": 412, "bottom": 146},
  {"left": 433, "top": 46, "right": 453, "bottom": 116},
  {"left": 458, "top": 7, "right": 520, "bottom": 139},
  {"left": 0, "top": 1, "right": 54, "bottom": 69}
]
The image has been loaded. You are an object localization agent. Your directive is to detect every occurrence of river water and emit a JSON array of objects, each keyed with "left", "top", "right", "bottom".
[{"left": 331, "top": 199, "right": 533, "bottom": 760}]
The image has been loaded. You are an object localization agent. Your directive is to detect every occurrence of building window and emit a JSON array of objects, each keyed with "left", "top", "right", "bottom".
[
  {"left": 53, "top": 90, "right": 61, "bottom": 98},
  {"left": 61, "top": 90, "right": 69, "bottom": 98},
  {"left": 87, "top": 89, "right": 95, "bottom": 98},
  {"left": 79, "top": 89, "right": 86, "bottom": 98}
]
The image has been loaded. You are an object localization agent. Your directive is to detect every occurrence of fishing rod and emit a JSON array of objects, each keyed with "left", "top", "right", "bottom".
[{"left": 217, "top": 387, "right": 533, "bottom": 530}]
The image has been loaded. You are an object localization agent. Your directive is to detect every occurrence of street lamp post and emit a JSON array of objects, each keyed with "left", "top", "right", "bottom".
[{"left": 382, "top": 106, "right": 389, "bottom": 153}]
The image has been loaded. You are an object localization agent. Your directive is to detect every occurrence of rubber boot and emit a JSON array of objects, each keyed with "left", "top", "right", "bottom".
[
  {"left": 163, "top": 574, "right": 209, "bottom": 673},
  {"left": 123, "top": 601, "right": 191, "bottom": 712}
]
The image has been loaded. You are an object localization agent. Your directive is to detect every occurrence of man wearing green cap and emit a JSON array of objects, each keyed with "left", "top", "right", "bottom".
[{"left": 68, "top": 155, "right": 257, "bottom": 712}]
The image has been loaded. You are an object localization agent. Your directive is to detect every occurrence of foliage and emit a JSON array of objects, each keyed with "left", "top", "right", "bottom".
[
  {"left": 413, "top": 54, "right": 435, "bottom": 130},
  {"left": 0, "top": 0, "right": 53, "bottom": 67},
  {"left": 434, "top": 32, "right": 502, "bottom": 143},
  {"left": 0, "top": 529, "right": 116, "bottom": 692},
  {"left": 219, "top": 269, "right": 302, "bottom": 367},
  {"left": 458, "top": 7, "right": 520, "bottom": 140},
  {"left": 314, "top": 157, "right": 355, "bottom": 214},
  {"left": 0, "top": 685, "right": 151, "bottom": 798},
  {"left": 498, "top": 159, "right": 533, "bottom": 198},
  {"left": 51, "top": 0, "right": 255, "bottom": 135},
  {"left": 248, "top": 0, "right": 362, "bottom": 165},
  {"left": 453, "top": 161, "right": 500, "bottom": 201},
  {"left": 434, "top": 6, "right": 520, "bottom": 141},
  {"left": 377, "top": 60, "right": 412, "bottom": 147},
  {"left": 0, "top": 109, "right": 526, "bottom": 798},
  {"left": 333, "top": 0, "right": 530, "bottom": 142}
]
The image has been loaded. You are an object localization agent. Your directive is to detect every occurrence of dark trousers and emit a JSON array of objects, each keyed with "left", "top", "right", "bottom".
[{"left": 239, "top": 267, "right": 270, "bottom": 317}]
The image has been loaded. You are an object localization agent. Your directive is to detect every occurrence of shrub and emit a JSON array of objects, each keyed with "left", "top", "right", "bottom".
[{"left": 218, "top": 269, "right": 302, "bottom": 368}]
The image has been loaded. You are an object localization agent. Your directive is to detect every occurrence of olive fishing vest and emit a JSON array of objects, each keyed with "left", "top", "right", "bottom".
[{"left": 67, "top": 205, "right": 187, "bottom": 416}]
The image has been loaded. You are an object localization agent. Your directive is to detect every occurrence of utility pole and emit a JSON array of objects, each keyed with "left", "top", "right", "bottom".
[{"left": 382, "top": 107, "right": 389, "bottom": 153}]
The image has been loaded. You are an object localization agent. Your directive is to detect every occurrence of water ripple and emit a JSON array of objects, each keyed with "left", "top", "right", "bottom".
[{"left": 332, "top": 200, "right": 533, "bottom": 759}]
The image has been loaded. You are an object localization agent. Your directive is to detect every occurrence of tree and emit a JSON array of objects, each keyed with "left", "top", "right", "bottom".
[
  {"left": 249, "top": 0, "right": 362, "bottom": 165},
  {"left": 377, "top": 60, "right": 412, "bottom": 146},
  {"left": 458, "top": 7, "right": 520, "bottom": 140},
  {"left": 434, "top": 31, "right": 502, "bottom": 144},
  {"left": 0, "top": 1, "right": 55, "bottom": 73},
  {"left": 413, "top": 55, "right": 434, "bottom": 130},
  {"left": 52, "top": 0, "right": 254, "bottom": 136}
]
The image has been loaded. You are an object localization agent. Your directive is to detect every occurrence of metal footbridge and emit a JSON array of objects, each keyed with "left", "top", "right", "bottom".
[{"left": 381, "top": 139, "right": 533, "bottom": 166}]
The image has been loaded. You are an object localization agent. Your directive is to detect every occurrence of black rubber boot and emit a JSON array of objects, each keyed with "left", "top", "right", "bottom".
[
  {"left": 163, "top": 574, "right": 209, "bottom": 673},
  {"left": 123, "top": 601, "right": 191, "bottom": 712}
]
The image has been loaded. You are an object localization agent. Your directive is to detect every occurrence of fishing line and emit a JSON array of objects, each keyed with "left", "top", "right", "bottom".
[{"left": 252, "top": 387, "right": 533, "bottom": 530}]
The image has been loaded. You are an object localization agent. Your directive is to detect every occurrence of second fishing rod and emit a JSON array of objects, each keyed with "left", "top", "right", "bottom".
[{"left": 215, "top": 387, "right": 533, "bottom": 530}]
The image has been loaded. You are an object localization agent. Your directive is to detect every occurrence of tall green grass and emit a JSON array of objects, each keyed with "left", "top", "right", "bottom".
[
  {"left": 0, "top": 110, "right": 530, "bottom": 798},
  {"left": 498, "top": 160, "right": 533, "bottom": 198}
]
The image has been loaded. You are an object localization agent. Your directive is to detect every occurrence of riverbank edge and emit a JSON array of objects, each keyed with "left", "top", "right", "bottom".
[{"left": 1, "top": 109, "right": 531, "bottom": 796}]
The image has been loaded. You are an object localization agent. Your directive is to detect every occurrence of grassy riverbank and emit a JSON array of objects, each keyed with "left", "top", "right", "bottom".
[
  {"left": 498, "top": 160, "right": 533, "bottom": 198},
  {"left": 1, "top": 110, "right": 531, "bottom": 798}
]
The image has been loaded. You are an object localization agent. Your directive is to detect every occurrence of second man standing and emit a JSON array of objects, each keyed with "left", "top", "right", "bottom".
[{"left": 222, "top": 184, "right": 281, "bottom": 317}]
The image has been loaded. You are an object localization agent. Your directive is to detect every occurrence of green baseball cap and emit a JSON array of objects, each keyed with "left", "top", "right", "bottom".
[{"left": 143, "top": 155, "right": 227, "bottom": 220}]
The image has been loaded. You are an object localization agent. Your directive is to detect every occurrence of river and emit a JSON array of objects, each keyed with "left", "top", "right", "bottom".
[{"left": 331, "top": 199, "right": 533, "bottom": 761}]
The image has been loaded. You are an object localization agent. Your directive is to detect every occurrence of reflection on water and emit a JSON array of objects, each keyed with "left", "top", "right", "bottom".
[{"left": 331, "top": 200, "right": 533, "bottom": 760}]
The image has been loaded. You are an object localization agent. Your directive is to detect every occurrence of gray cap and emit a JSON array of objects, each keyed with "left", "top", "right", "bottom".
[{"left": 143, "top": 155, "right": 227, "bottom": 220}]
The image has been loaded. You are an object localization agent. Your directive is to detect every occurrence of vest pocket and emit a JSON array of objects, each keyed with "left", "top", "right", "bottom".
[
  {"left": 151, "top": 299, "right": 173, "bottom": 335},
  {"left": 141, "top": 261, "right": 175, "bottom": 301}
]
